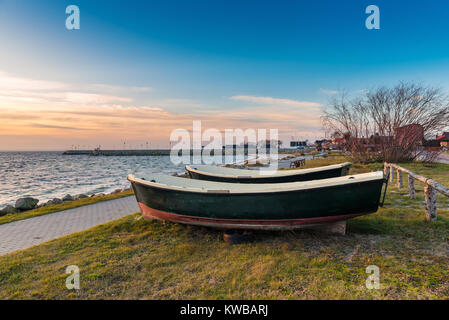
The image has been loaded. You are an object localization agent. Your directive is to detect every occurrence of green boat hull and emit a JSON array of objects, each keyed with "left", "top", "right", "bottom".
[
  {"left": 187, "top": 164, "right": 351, "bottom": 183},
  {"left": 130, "top": 176, "right": 384, "bottom": 230}
]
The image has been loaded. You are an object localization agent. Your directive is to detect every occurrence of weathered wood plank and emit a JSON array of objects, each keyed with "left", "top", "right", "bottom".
[
  {"left": 426, "top": 179, "right": 449, "bottom": 197},
  {"left": 397, "top": 169, "right": 403, "bottom": 189},
  {"left": 408, "top": 175, "right": 415, "bottom": 199},
  {"left": 384, "top": 162, "right": 449, "bottom": 221},
  {"left": 312, "top": 220, "right": 346, "bottom": 235},
  {"left": 424, "top": 184, "right": 437, "bottom": 221},
  {"left": 385, "top": 163, "right": 449, "bottom": 197},
  {"left": 387, "top": 163, "right": 428, "bottom": 184}
]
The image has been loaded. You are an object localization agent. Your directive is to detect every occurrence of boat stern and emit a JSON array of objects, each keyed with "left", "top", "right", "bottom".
[{"left": 340, "top": 162, "right": 352, "bottom": 176}]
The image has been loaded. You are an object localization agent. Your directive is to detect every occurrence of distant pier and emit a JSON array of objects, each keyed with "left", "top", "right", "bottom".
[
  {"left": 63, "top": 149, "right": 172, "bottom": 156},
  {"left": 62, "top": 149, "right": 256, "bottom": 156},
  {"left": 63, "top": 146, "right": 279, "bottom": 156}
]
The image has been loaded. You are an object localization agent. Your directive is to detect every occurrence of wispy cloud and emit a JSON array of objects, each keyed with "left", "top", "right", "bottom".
[
  {"left": 0, "top": 71, "right": 135, "bottom": 107},
  {"left": 0, "top": 72, "right": 325, "bottom": 149},
  {"left": 64, "top": 92, "right": 132, "bottom": 104},
  {"left": 28, "top": 123, "right": 89, "bottom": 130},
  {"left": 130, "top": 86, "right": 152, "bottom": 92},
  {"left": 319, "top": 88, "right": 340, "bottom": 95},
  {"left": 91, "top": 83, "right": 153, "bottom": 93},
  {"left": 0, "top": 91, "right": 133, "bottom": 107},
  {"left": 230, "top": 95, "right": 321, "bottom": 108},
  {"left": 0, "top": 71, "right": 68, "bottom": 91}
]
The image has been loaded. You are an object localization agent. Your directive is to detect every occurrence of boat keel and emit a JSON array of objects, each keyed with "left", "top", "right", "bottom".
[{"left": 138, "top": 202, "right": 360, "bottom": 231}]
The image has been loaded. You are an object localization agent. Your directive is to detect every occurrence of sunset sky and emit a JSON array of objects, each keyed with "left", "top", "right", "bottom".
[{"left": 1, "top": 0, "right": 449, "bottom": 150}]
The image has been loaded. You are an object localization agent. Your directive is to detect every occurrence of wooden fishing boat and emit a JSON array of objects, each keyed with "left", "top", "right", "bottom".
[
  {"left": 185, "top": 162, "right": 352, "bottom": 183},
  {"left": 128, "top": 171, "right": 386, "bottom": 230}
]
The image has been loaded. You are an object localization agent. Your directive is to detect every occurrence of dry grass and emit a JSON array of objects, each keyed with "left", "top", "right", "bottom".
[
  {"left": 0, "top": 189, "right": 134, "bottom": 225},
  {"left": 0, "top": 158, "right": 448, "bottom": 299}
]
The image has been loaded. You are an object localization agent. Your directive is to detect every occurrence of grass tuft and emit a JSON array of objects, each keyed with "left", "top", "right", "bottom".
[
  {"left": 0, "top": 158, "right": 449, "bottom": 299},
  {"left": 0, "top": 190, "right": 134, "bottom": 225}
]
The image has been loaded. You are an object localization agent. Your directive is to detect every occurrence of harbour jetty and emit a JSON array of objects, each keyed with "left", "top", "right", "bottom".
[
  {"left": 62, "top": 147, "right": 263, "bottom": 156},
  {"left": 63, "top": 149, "right": 172, "bottom": 156}
]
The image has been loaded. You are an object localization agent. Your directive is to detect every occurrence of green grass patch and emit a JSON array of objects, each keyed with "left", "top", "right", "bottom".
[
  {"left": 0, "top": 158, "right": 448, "bottom": 299},
  {"left": 1, "top": 208, "right": 449, "bottom": 299},
  {"left": 0, "top": 190, "right": 134, "bottom": 225}
]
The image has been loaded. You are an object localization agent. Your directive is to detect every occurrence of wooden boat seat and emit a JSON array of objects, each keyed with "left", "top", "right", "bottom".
[{"left": 186, "top": 162, "right": 351, "bottom": 179}]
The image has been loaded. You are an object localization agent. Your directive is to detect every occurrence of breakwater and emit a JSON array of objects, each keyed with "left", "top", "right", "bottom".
[
  {"left": 0, "top": 151, "right": 183, "bottom": 207},
  {"left": 63, "top": 149, "right": 172, "bottom": 156},
  {"left": 1, "top": 150, "right": 307, "bottom": 207},
  {"left": 62, "top": 149, "right": 262, "bottom": 156}
]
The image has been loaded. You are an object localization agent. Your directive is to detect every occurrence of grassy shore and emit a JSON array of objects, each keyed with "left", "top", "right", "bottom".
[
  {"left": 0, "top": 158, "right": 449, "bottom": 299},
  {"left": 0, "top": 190, "right": 134, "bottom": 225}
]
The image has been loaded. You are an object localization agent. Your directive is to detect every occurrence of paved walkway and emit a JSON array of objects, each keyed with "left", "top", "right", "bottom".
[
  {"left": 0, "top": 196, "right": 139, "bottom": 255},
  {"left": 436, "top": 152, "right": 449, "bottom": 164}
]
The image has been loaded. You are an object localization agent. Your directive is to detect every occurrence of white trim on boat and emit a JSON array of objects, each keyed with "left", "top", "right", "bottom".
[
  {"left": 128, "top": 171, "right": 384, "bottom": 194},
  {"left": 185, "top": 162, "right": 351, "bottom": 178}
]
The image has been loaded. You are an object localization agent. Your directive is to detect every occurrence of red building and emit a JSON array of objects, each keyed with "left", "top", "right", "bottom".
[
  {"left": 394, "top": 124, "right": 424, "bottom": 147},
  {"left": 332, "top": 137, "right": 345, "bottom": 145},
  {"left": 436, "top": 132, "right": 449, "bottom": 148}
]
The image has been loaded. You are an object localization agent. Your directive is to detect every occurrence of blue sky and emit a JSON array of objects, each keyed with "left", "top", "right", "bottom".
[{"left": 1, "top": 0, "right": 449, "bottom": 149}]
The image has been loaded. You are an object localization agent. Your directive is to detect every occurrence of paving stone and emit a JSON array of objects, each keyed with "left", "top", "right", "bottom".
[{"left": 0, "top": 196, "right": 139, "bottom": 255}]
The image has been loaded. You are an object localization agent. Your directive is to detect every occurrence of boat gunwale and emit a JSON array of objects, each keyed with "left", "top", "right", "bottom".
[
  {"left": 127, "top": 171, "right": 384, "bottom": 195},
  {"left": 184, "top": 162, "right": 352, "bottom": 179},
  {"left": 137, "top": 203, "right": 374, "bottom": 230}
]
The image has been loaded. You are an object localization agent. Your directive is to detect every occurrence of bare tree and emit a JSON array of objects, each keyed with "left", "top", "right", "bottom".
[{"left": 322, "top": 83, "right": 449, "bottom": 163}]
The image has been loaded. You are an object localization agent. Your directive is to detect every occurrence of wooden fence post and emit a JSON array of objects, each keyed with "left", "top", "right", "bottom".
[
  {"left": 424, "top": 184, "right": 437, "bottom": 221},
  {"left": 383, "top": 163, "right": 448, "bottom": 222},
  {"left": 397, "top": 170, "right": 403, "bottom": 189},
  {"left": 408, "top": 175, "right": 415, "bottom": 199}
]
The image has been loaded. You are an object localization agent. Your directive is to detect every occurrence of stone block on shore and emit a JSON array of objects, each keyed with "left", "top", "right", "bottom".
[
  {"left": 15, "top": 197, "right": 39, "bottom": 211},
  {"left": 0, "top": 205, "right": 18, "bottom": 216},
  {"left": 62, "top": 194, "right": 74, "bottom": 201},
  {"left": 310, "top": 220, "right": 347, "bottom": 235},
  {"left": 47, "top": 198, "right": 63, "bottom": 205},
  {"left": 75, "top": 194, "right": 88, "bottom": 200},
  {"left": 112, "top": 189, "right": 122, "bottom": 194}
]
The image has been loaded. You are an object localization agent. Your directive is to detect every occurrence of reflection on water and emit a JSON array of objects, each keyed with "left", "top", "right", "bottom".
[
  {"left": 0, "top": 151, "right": 265, "bottom": 206},
  {"left": 0, "top": 152, "right": 184, "bottom": 206}
]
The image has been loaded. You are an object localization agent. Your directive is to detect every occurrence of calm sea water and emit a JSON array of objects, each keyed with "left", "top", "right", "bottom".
[
  {"left": 0, "top": 151, "right": 296, "bottom": 207},
  {"left": 0, "top": 152, "right": 187, "bottom": 207}
]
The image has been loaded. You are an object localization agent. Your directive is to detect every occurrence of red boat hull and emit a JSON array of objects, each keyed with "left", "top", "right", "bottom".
[{"left": 138, "top": 202, "right": 363, "bottom": 230}]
